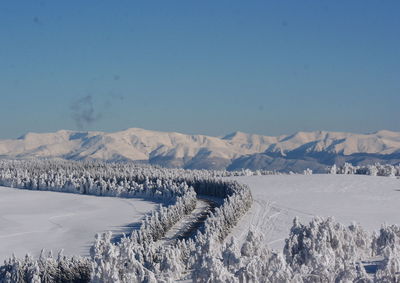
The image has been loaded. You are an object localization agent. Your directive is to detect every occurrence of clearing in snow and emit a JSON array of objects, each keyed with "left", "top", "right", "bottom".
[
  {"left": 229, "top": 174, "right": 400, "bottom": 250},
  {"left": 0, "top": 186, "right": 156, "bottom": 262}
]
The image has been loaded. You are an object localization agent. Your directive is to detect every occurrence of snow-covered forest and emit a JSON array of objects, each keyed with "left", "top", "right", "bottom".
[
  {"left": 0, "top": 160, "right": 399, "bottom": 282},
  {"left": 329, "top": 163, "right": 400, "bottom": 177},
  {"left": 0, "top": 160, "right": 253, "bottom": 282}
]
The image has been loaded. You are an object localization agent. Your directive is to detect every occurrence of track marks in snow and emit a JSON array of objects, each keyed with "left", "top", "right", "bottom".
[
  {"left": 48, "top": 213, "right": 75, "bottom": 229},
  {"left": 0, "top": 231, "right": 43, "bottom": 239},
  {"left": 0, "top": 213, "right": 76, "bottom": 239},
  {"left": 226, "top": 198, "right": 274, "bottom": 245},
  {"left": 226, "top": 195, "right": 315, "bottom": 250}
]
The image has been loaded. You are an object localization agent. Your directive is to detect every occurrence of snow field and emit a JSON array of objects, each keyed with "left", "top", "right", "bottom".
[
  {"left": 229, "top": 174, "right": 400, "bottom": 250},
  {"left": 0, "top": 186, "right": 156, "bottom": 262}
]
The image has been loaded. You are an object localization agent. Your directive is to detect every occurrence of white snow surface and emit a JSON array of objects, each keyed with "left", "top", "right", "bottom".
[
  {"left": 229, "top": 174, "right": 400, "bottom": 250},
  {"left": 0, "top": 186, "right": 156, "bottom": 262}
]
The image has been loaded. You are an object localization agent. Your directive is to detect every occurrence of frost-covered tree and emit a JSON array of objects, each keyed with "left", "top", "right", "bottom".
[
  {"left": 330, "top": 162, "right": 400, "bottom": 177},
  {"left": 330, "top": 164, "right": 337, "bottom": 174},
  {"left": 284, "top": 217, "right": 371, "bottom": 281},
  {"left": 303, "top": 168, "right": 313, "bottom": 175},
  {"left": 370, "top": 225, "right": 400, "bottom": 281},
  {"left": 0, "top": 252, "right": 91, "bottom": 283},
  {"left": 221, "top": 237, "right": 241, "bottom": 273}
]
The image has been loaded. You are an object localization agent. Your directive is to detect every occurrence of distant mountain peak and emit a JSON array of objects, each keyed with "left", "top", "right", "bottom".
[
  {"left": 374, "top": 129, "right": 399, "bottom": 136},
  {"left": 3, "top": 128, "right": 400, "bottom": 172},
  {"left": 222, "top": 131, "right": 250, "bottom": 140}
]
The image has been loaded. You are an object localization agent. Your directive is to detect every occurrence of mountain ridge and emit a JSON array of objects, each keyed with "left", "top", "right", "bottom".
[{"left": 1, "top": 128, "right": 400, "bottom": 172}]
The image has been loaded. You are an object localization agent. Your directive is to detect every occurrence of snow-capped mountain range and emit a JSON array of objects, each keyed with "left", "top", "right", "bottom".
[{"left": 1, "top": 128, "right": 400, "bottom": 172}]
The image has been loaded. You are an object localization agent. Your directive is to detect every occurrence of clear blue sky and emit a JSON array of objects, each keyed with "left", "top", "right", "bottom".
[{"left": 1, "top": 1, "right": 399, "bottom": 138}]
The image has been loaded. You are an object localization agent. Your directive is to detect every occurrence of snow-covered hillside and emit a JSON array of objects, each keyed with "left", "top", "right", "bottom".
[
  {"left": 1, "top": 160, "right": 400, "bottom": 281},
  {"left": 0, "top": 160, "right": 253, "bottom": 282},
  {"left": 0, "top": 128, "right": 400, "bottom": 171},
  {"left": 0, "top": 186, "right": 156, "bottom": 262},
  {"left": 229, "top": 174, "right": 400, "bottom": 250}
]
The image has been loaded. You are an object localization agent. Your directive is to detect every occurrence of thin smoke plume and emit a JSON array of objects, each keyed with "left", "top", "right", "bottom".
[{"left": 70, "top": 95, "right": 102, "bottom": 129}]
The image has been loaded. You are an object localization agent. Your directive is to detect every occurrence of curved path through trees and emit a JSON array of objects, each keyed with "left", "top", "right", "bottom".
[{"left": 158, "top": 196, "right": 220, "bottom": 246}]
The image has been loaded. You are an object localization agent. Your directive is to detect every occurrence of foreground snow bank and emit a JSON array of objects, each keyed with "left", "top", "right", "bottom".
[{"left": 0, "top": 186, "right": 156, "bottom": 262}]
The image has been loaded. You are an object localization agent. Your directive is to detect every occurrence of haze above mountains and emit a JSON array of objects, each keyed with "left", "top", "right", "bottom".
[{"left": 1, "top": 128, "right": 399, "bottom": 172}]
